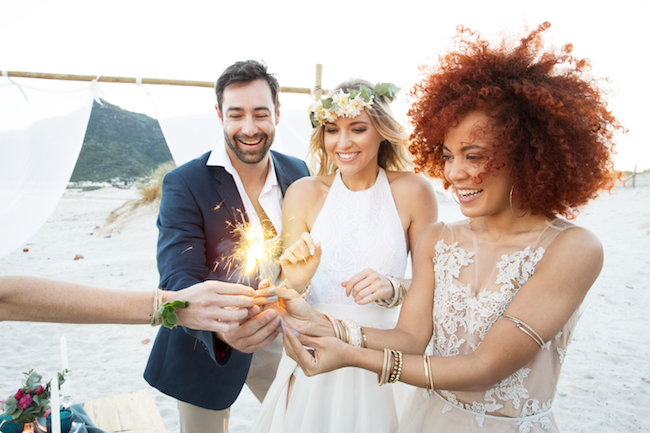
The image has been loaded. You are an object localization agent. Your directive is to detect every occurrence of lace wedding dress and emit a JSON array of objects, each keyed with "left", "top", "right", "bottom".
[
  {"left": 253, "top": 168, "right": 412, "bottom": 433},
  {"left": 399, "top": 219, "right": 579, "bottom": 433}
]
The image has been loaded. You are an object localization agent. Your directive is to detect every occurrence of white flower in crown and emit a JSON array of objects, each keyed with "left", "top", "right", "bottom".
[
  {"left": 308, "top": 99, "right": 325, "bottom": 119},
  {"left": 309, "top": 82, "right": 399, "bottom": 128}
]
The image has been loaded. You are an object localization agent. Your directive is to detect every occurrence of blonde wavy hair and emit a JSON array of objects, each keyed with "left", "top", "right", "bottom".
[{"left": 307, "top": 79, "right": 412, "bottom": 176}]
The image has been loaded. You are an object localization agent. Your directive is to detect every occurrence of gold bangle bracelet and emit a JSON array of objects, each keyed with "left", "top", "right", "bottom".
[{"left": 502, "top": 314, "right": 545, "bottom": 348}]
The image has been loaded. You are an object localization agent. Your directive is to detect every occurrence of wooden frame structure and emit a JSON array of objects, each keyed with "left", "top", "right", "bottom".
[{"left": 2, "top": 64, "right": 325, "bottom": 98}]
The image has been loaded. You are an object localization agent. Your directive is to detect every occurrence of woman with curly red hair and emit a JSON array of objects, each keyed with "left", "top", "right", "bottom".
[{"left": 274, "top": 22, "right": 622, "bottom": 432}]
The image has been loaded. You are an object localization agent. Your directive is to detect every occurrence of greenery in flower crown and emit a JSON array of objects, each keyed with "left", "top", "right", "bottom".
[
  {"left": 309, "top": 82, "right": 399, "bottom": 128},
  {"left": 158, "top": 300, "right": 189, "bottom": 329},
  {"left": 1, "top": 370, "right": 66, "bottom": 424}
]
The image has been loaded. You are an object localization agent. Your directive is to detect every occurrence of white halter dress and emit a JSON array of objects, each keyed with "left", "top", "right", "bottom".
[{"left": 253, "top": 168, "right": 412, "bottom": 433}]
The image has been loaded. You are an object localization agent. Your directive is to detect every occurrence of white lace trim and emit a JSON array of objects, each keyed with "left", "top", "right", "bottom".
[{"left": 435, "top": 391, "right": 553, "bottom": 432}]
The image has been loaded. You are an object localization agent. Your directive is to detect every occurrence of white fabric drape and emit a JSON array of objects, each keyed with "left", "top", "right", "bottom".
[{"left": 0, "top": 78, "right": 93, "bottom": 259}]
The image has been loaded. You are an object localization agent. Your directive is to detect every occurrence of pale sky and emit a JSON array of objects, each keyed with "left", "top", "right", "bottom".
[{"left": 2, "top": 0, "right": 647, "bottom": 171}]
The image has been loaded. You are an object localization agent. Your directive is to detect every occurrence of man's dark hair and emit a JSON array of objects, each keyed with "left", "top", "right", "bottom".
[{"left": 215, "top": 60, "right": 280, "bottom": 111}]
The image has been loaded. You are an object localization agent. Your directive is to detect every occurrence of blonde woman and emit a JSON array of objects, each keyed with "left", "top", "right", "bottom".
[{"left": 253, "top": 79, "right": 438, "bottom": 432}]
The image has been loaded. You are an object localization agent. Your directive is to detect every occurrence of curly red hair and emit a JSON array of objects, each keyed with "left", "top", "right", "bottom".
[{"left": 408, "top": 22, "right": 623, "bottom": 218}]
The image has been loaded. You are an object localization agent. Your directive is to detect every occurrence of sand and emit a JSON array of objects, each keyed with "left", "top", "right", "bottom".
[{"left": 0, "top": 175, "right": 648, "bottom": 432}]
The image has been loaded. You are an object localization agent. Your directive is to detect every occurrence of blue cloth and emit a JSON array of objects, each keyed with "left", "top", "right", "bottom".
[
  {"left": 144, "top": 150, "right": 309, "bottom": 410},
  {"left": 68, "top": 404, "right": 105, "bottom": 433}
]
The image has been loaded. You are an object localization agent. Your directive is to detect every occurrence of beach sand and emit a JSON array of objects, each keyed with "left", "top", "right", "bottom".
[{"left": 0, "top": 175, "right": 648, "bottom": 432}]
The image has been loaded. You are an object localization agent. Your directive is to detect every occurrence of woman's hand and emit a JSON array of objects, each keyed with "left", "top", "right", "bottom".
[
  {"left": 282, "top": 323, "right": 351, "bottom": 376},
  {"left": 168, "top": 280, "right": 257, "bottom": 333},
  {"left": 264, "top": 283, "right": 334, "bottom": 338},
  {"left": 342, "top": 268, "right": 395, "bottom": 305},
  {"left": 280, "top": 232, "right": 322, "bottom": 292}
]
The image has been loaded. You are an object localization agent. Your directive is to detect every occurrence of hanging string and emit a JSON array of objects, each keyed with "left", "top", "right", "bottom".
[{"left": 2, "top": 70, "right": 29, "bottom": 101}]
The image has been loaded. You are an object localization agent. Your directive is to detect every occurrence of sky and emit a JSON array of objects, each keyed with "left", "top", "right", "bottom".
[{"left": 1, "top": 0, "right": 648, "bottom": 171}]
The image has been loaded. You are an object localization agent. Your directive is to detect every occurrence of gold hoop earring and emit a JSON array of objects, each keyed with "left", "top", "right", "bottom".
[{"left": 510, "top": 186, "right": 529, "bottom": 218}]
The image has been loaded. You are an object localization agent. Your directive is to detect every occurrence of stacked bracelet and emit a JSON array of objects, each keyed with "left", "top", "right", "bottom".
[
  {"left": 323, "top": 314, "right": 366, "bottom": 348},
  {"left": 360, "top": 328, "right": 368, "bottom": 349},
  {"left": 342, "top": 319, "right": 363, "bottom": 347},
  {"left": 378, "top": 348, "right": 391, "bottom": 386},
  {"left": 378, "top": 348, "right": 403, "bottom": 386},
  {"left": 375, "top": 275, "right": 405, "bottom": 308}
]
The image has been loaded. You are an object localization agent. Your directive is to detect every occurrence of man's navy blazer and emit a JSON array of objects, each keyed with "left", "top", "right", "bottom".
[{"left": 144, "top": 150, "right": 309, "bottom": 410}]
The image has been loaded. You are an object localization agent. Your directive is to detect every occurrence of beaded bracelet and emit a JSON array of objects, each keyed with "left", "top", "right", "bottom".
[{"left": 388, "top": 350, "right": 403, "bottom": 384}]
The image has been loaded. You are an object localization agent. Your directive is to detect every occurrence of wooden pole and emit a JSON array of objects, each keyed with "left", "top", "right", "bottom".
[
  {"left": 314, "top": 64, "right": 323, "bottom": 99},
  {"left": 1, "top": 70, "right": 312, "bottom": 95},
  {"left": 633, "top": 165, "right": 637, "bottom": 188}
]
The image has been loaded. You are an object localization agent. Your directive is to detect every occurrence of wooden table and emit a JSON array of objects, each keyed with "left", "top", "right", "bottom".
[{"left": 83, "top": 389, "right": 166, "bottom": 433}]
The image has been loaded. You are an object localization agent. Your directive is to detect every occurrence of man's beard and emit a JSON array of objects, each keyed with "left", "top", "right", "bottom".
[{"left": 224, "top": 131, "right": 274, "bottom": 165}]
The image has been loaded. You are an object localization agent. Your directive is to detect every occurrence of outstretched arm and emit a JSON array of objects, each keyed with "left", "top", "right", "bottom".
[{"left": 0, "top": 275, "right": 255, "bottom": 333}]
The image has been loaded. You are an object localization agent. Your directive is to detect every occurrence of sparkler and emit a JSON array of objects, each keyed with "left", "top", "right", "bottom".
[{"left": 219, "top": 209, "right": 281, "bottom": 283}]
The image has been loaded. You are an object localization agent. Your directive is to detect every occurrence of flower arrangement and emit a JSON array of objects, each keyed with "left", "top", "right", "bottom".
[
  {"left": 1, "top": 370, "right": 65, "bottom": 425},
  {"left": 308, "top": 82, "right": 399, "bottom": 127}
]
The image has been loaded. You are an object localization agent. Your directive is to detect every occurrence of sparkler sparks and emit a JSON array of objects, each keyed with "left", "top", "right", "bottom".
[{"left": 220, "top": 210, "right": 281, "bottom": 283}]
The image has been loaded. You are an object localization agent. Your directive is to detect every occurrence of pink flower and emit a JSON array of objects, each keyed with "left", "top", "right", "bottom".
[
  {"left": 17, "top": 394, "right": 33, "bottom": 409},
  {"left": 14, "top": 389, "right": 24, "bottom": 400},
  {"left": 34, "top": 386, "right": 44, "bottom": 395}
]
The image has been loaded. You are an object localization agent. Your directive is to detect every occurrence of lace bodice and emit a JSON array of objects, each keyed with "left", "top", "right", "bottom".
[
  {"left": 308, "top": 169, "right": 407, "bottom": 308},
  {"left": 431, "top": 219, "right": 579, "bottom": 427}
]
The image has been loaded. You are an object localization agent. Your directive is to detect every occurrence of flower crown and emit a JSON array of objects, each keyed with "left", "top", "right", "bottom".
[{"left": 308, "top": 82, "right": 399, "bottom": 128}]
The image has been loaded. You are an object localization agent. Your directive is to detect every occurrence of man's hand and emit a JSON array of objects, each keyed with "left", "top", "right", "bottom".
[
  {"left": 216, "top": 306, "right": 282, "bottom": 353},
  {"left": 167, "top": 280, "right": 256, "bottom": 333}
]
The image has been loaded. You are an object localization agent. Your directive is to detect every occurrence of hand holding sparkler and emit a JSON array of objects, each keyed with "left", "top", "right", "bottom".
[
  {"left": 257, "top": 280, "right": 336, "bottom": 339},
  {"left": 216, "top": 301, "right": 282, "bottom": 354},
  {"left": 168, "top": 280, "right": 257, "bottom": 333},
  {"left": 279, "top": 232, "right": 322, "bottom": 294}
]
